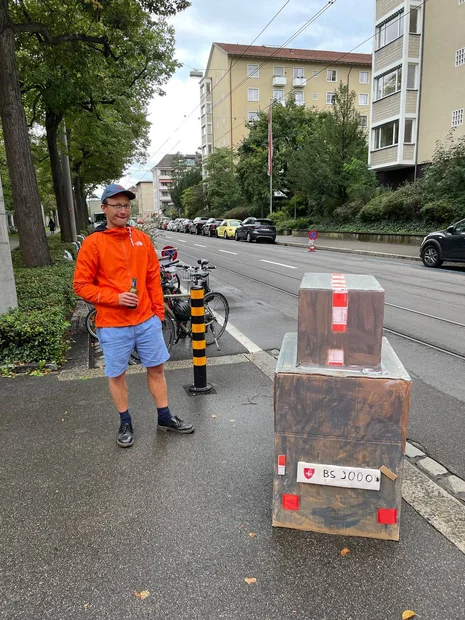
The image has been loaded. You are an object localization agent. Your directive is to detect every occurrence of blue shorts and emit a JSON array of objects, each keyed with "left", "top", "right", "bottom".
[{"left": 97, "top": 316, "right": 170, "bottom": 378}]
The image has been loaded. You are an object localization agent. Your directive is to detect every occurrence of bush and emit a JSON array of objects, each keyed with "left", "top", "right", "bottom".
[
  {"left": 222, "top": 206, "right": 251, "bottom": 221},
  {"left": 419, "top": 199, "right": 458, "bottom": 224},
  {"left": 1, "top": 237, "right": 77, "bottom": 367},
  {"left": 276, "top": 219, "right": 295, "bottom": 232},
  {"left": 292, "top": 217, "right": 310, "bottom": 230},
  {"left": 333, "top": 201, "right": 364, "bottom": 223},
  {"left": 0, "top": 308, "right": 70, "bottom": 365},
  {"left": 381, "top": 182, "right": 423, "bottom": 220},
  {"left": 358, "top": 195, "right": 388, "bottom": 222}
]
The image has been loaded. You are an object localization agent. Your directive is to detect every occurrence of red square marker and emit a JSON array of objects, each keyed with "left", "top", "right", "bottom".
[
  {"left": 332, "top": 292, "right": 348, "bottom": 307},
  {"left": 378, "top": 508, "right": 397, "bottom": 524},
  {"left": 282, "top": 494, "right": 300, "bottom": 511}
]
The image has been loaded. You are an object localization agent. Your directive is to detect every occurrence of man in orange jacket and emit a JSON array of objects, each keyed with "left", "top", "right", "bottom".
[{"left": 74, "top": 184, "right": 194, "bottom": 447}]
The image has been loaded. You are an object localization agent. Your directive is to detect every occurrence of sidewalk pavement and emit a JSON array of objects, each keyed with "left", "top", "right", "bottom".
[
  {"left": 2, "top": 351, "right": 465, "bottom": 620},
  {"left": 276, "top": 235, "right": 422, "bottom": 261}
]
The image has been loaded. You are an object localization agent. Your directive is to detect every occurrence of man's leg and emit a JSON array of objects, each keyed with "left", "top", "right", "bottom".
[
  {"left": 108, "top": 372, "right": 134, "bottom": 448},
  {"left": 147, "top": 364, "right": 194, "bottom": 434}
]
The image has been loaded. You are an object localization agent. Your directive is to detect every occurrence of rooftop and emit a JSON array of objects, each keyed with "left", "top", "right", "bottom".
[{"left": 213, "top": 42, "right": 372, "bottom": 66}]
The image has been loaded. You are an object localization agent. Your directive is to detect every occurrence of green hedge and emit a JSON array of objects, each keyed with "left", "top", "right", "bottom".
[{"left": 1, "top": 238, "right": 77, "bottom": 367}]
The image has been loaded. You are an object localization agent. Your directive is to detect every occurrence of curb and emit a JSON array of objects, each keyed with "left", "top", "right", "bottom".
[{"left": 276, "top": 240, "right": 422, "bottom": 262}]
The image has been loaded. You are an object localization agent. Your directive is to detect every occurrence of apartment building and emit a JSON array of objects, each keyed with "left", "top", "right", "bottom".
[
  {"left": 134, "top": 181, "right": 155, "bottom": 219},
  {"left": 199, "top": 43, "right": 373, "bottom": 161},
  {"left": 151, "top": 154, "right": 199, "bottom": 214},
  {"left": 370, "top": 0, "right": 465, "bottom": 185}
]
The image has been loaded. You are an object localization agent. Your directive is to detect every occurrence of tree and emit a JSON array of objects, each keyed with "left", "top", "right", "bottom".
[
  {"left": 204, "top": 147, "right": 242, "bottom": 216},
  {"left": 422, "top": 134, "right": 465, "bottom": 210},
  {"left": 289, "top": 83, "right": 368, "bottom": 215},
  {"left": 236, "top": 99, "right": 318, "bottom": 215},
  {"left": 0, "top": 0, "right": 189, "bottom": 265},
  {"left": 170, "top": 161, "right": 202, "bottom": 215},
  {"left": 181, "top": 183, "right": 205, "bottom": 218}
]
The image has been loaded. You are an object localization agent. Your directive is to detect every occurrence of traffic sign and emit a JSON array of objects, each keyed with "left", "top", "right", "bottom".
[
  {"left": 308, "top": 230, "right": 318, "bottom": 240},
  {"left": 161, "top": 245, "right": 178, "bottom": 261}
]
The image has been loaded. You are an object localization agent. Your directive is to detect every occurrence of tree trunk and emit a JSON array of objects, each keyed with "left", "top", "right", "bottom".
[
  {"left": 73, "top": 172, "right": 88, "bottom": 232},
  {"left": 45, "top": 109, "right": 72, "bottom": 241},
  {"left": 0, "top": 174, "right": 17, "bottom": 314},
  {"left": 0, "top": 0, "right": 51, "bottom": 267}
]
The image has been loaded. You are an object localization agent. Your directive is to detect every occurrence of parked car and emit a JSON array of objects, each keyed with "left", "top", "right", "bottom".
[
  {"left": 216, "top": 219, "right": 242, "bottom": 239},
  {"left": 189, "top": 217, "right": 209, "bottom": 234},
  {"left": 420, "top": 218, "right": 465, "bottom": 268},
  {"left": 235, "top": 217, "right": 276, "bottom": 243},
  {"left": 160, "top": 218, "right": 170, "bottom": 230},
  {"left": 202, "top": 218, "right": 224, "bottom": 237},
  {"left": 179, "top": 218, "right": 192, "bottom": 233}
]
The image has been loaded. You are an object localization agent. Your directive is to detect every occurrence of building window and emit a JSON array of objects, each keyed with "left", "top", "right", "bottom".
[
  {"left": 327, "top": 69, "right": 337, "bottom": 82},
  {"left": 460, "top": 0, "right": 465, "bottom": 5},
  {"left": 312, "top": 70, "right": 319, "bottom": 77},
  {"left": 326, "top": 92, "right": 336, "bottom": 105},
  {"left": 206, "top": 103, "right": 212, "bottom": 113},
  {"left": 375, "top": 66, "right": 402, "bottom": 100},
  {"left": 247, "top": 64, "right": 259, "bottom": 78},
  {"left": 452, "top": 108, "right": 464, "bottom": 127},
  {"left": 359, "top": 115, "right": 368, "bottom": 128},
  {"left": 455, "top": 47, "right": 465, "bottom": 67},
  {"left": 312, "top": 93, "right": 318, "bottom": 100},
  {"left": 359, "top": 71, "right": 369, "bottom": 84},
  {"left": 207, "top": 123, "right": 212, "bottom": 135},
  {"left": 409, "top": 7, "right": 420, "bottom": 33},
  {"left": 373, "top": 120, "right": 399, "bottom": 149},
  {"left": 274, "top": 66, "right": 284, "bottom": 77},
  {"left": 376, "top": 11, "right": 404, "bottom": 49},
  {"left": 294, "top": 67, "right": 304, "bottom": 78},
  {"left": 407, "top": 64, "right": 417, "bottom": 89},
  {"left": 206, "top": 82, "right": 211, "bottom": 93},
  {"left": 359, "top": 93, "right": 369, "bottom": 106},
  {"left": 404, "top": 119, "right": 415, "bottom": 143},
  {"left": 201, "top": 104, "right": 205, "bottom": 116},
  {"left": 248, "top": 111, "right": 259, "bottom": 123},
  {"left": 273, "top": 89, "right": 284, "bottom": 102},
  {"left": 248, "top": 88, "right": 259, "bottom": 101},
  {"left": 208, "top": 144, "right": 213, "bottom": 154},
  {"left": 295, "top": 91, "right": 304, "bottom": 106}
]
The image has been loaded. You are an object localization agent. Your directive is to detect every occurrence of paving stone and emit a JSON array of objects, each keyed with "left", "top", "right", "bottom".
[
  {"left": 405, "top": 442, "right": 425, "bottom": 459},
  {"left": 417, "top": 457, "right": 448, "bottom": 477},
  {"left": 443, "top": 475, "right": 465, "bottom": 497}
]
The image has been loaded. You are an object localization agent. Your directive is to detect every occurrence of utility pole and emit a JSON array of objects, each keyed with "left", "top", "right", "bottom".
[{"left": 0, "top": 174, "right": 18, "bottom": 314}]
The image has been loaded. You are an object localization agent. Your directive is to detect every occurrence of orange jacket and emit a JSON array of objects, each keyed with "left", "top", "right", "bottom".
[{"left": 73, "top": 226, "right": 164, "bottom": 328}]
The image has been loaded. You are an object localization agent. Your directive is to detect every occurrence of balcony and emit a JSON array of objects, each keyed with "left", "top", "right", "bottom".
[
  {"left": 293, "top": 77, "right": 306, "bottom": 88},
  {"left": 372, "top": 92, "right": 401, "bottom": 124},
  {"left": 374, "top": 36, "right": 403, "bottom": 73},
  {"left": 370, "top": 146, "right": 399, "bottom": 168},
  {"left": 273, "top": 76, "right": 287, "bottom": 87}
]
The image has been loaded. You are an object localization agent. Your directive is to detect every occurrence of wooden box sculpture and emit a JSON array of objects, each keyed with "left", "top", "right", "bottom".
[{"left": 273, "top": 274, "right": 411, "bottom": 540}]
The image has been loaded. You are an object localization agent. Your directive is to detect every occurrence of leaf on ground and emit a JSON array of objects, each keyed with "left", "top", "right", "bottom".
[
  {"left": 340, "top": 547, "right": 350, "bottom": 557},
  {"left": 134, "top": 590, "right": 150, "bottom": 600},
  {"left": 212, "top": 415, "right": 217, "bottom": 419},
  {"left": 402, "top": 611, "right": 416, "bottom": 620},
  {"left": 244, "top": 578, "right": 257, "bottom": 585},
  {"left": 249, "top": 532, "right": 257, "bottom": 537},
  {"left": 83, "top": 603, "right": 89, "bottom": 609},
  {"left": 230, "top": 419, "right": 235, "bottom": 423},
  {"left": 61, "top": 418, "right": 65, "bottom": 422}
]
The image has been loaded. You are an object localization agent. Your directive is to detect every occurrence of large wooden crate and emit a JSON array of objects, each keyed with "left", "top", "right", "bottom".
[
  {"left": 273, "top": 333, "right": 411, "bottom": 540},
  {"left": 297, "top": 273, "right": 385, "bottom": 370}
]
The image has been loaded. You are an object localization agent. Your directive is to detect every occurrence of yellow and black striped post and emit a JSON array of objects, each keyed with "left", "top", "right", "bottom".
[{"left": 189, "top": 285, "right": 212, "bottom": 393}]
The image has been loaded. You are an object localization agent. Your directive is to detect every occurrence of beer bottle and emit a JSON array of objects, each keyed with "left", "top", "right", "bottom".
[{"left": 128, "top": 277, "right": 138, "bottom": 309}]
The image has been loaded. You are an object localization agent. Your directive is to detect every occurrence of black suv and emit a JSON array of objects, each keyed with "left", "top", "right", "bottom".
[
  {"left": 421, "top": 219, "right": 465, "bottom": 268},
  {"left": 189, "top": 217, "right": 209, "bottom": 235},
  {"left": 235, "top": 217, "right": 276, "bottom": 243}
]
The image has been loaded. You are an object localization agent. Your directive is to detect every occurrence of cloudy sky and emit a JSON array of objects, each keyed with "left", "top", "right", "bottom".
[{"left": 120, "top": 0, "right": 374, "bottom": 187}]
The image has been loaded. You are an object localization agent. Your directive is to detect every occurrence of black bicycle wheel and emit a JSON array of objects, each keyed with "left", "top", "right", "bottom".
[
  {"left": 85, "top": 308, "right": 97, "bottom": 339},
  {"left": 203, "top": 292, "right": 229, "bottom": 345},
  {"left": 162, "top": 315, "right": 176, "bottom": 352}
]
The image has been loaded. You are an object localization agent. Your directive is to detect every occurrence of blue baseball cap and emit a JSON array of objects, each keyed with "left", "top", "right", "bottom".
[{"left": 101, "top": 183, "right": 135, "bottom": 202}]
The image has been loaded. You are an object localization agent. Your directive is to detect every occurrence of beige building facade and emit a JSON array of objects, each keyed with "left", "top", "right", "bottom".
[
  {"left": 370, "top": 0, "right": 465, "bottom": 184},
  {"left": 200, "top": 43, "right": 373, "bottom": 163},
  {"left": 134, "top": 181, "right": 155, "bottom": 219}
]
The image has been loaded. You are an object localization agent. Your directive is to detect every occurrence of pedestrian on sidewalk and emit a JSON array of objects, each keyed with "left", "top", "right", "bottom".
[
  {"left": 73, "top": 183, "right": 194, "bottom": 448},
  {"left": 48, "top": 218, "right": 56, "bottom": 234}
]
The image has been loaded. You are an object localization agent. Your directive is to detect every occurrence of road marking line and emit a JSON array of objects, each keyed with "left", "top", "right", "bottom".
[
  {"left": 402, "top": 461, "right": 465, "bottom": 554},
  {"left": 195, "top": 244, "right": 207, "bottom": 248},
  {"left": 261, "top": 260, "right": 296, "bottom": 269},
  {"left": 164, "top": 236, "right": 172, "bottom": 239},
  {"left": 177, "top": 239, "right": 187, "bottom": 243},
  {"left": 219, "top": 250, "right": 238, "bottom": 255}
]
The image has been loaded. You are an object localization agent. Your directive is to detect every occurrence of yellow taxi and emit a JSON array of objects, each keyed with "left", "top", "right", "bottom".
[{"left": 216, "top": 219, "right": 242, "bottom": 239}]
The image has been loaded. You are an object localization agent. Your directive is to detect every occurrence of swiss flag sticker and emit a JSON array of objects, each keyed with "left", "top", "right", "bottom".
[{"left": 304, "top": 468, "right": 315, "bottom": 480}]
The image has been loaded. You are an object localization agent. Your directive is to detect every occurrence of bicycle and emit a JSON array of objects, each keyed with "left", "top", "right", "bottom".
[{"left": 161, "top": 259, "right": 229, "bottom": 352}]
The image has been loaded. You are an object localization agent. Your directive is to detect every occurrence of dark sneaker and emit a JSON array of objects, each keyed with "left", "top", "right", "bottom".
[
  {"left": 157, "top": 415, "right": 194, "bottom": 434},
  {"left": 117, "top": 423, "right": 134, "bottom": 448}
]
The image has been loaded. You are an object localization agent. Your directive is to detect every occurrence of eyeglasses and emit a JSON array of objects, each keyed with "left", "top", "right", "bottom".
[{"left": 105, "top": 203, "right": 131, "bottom": 211}]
